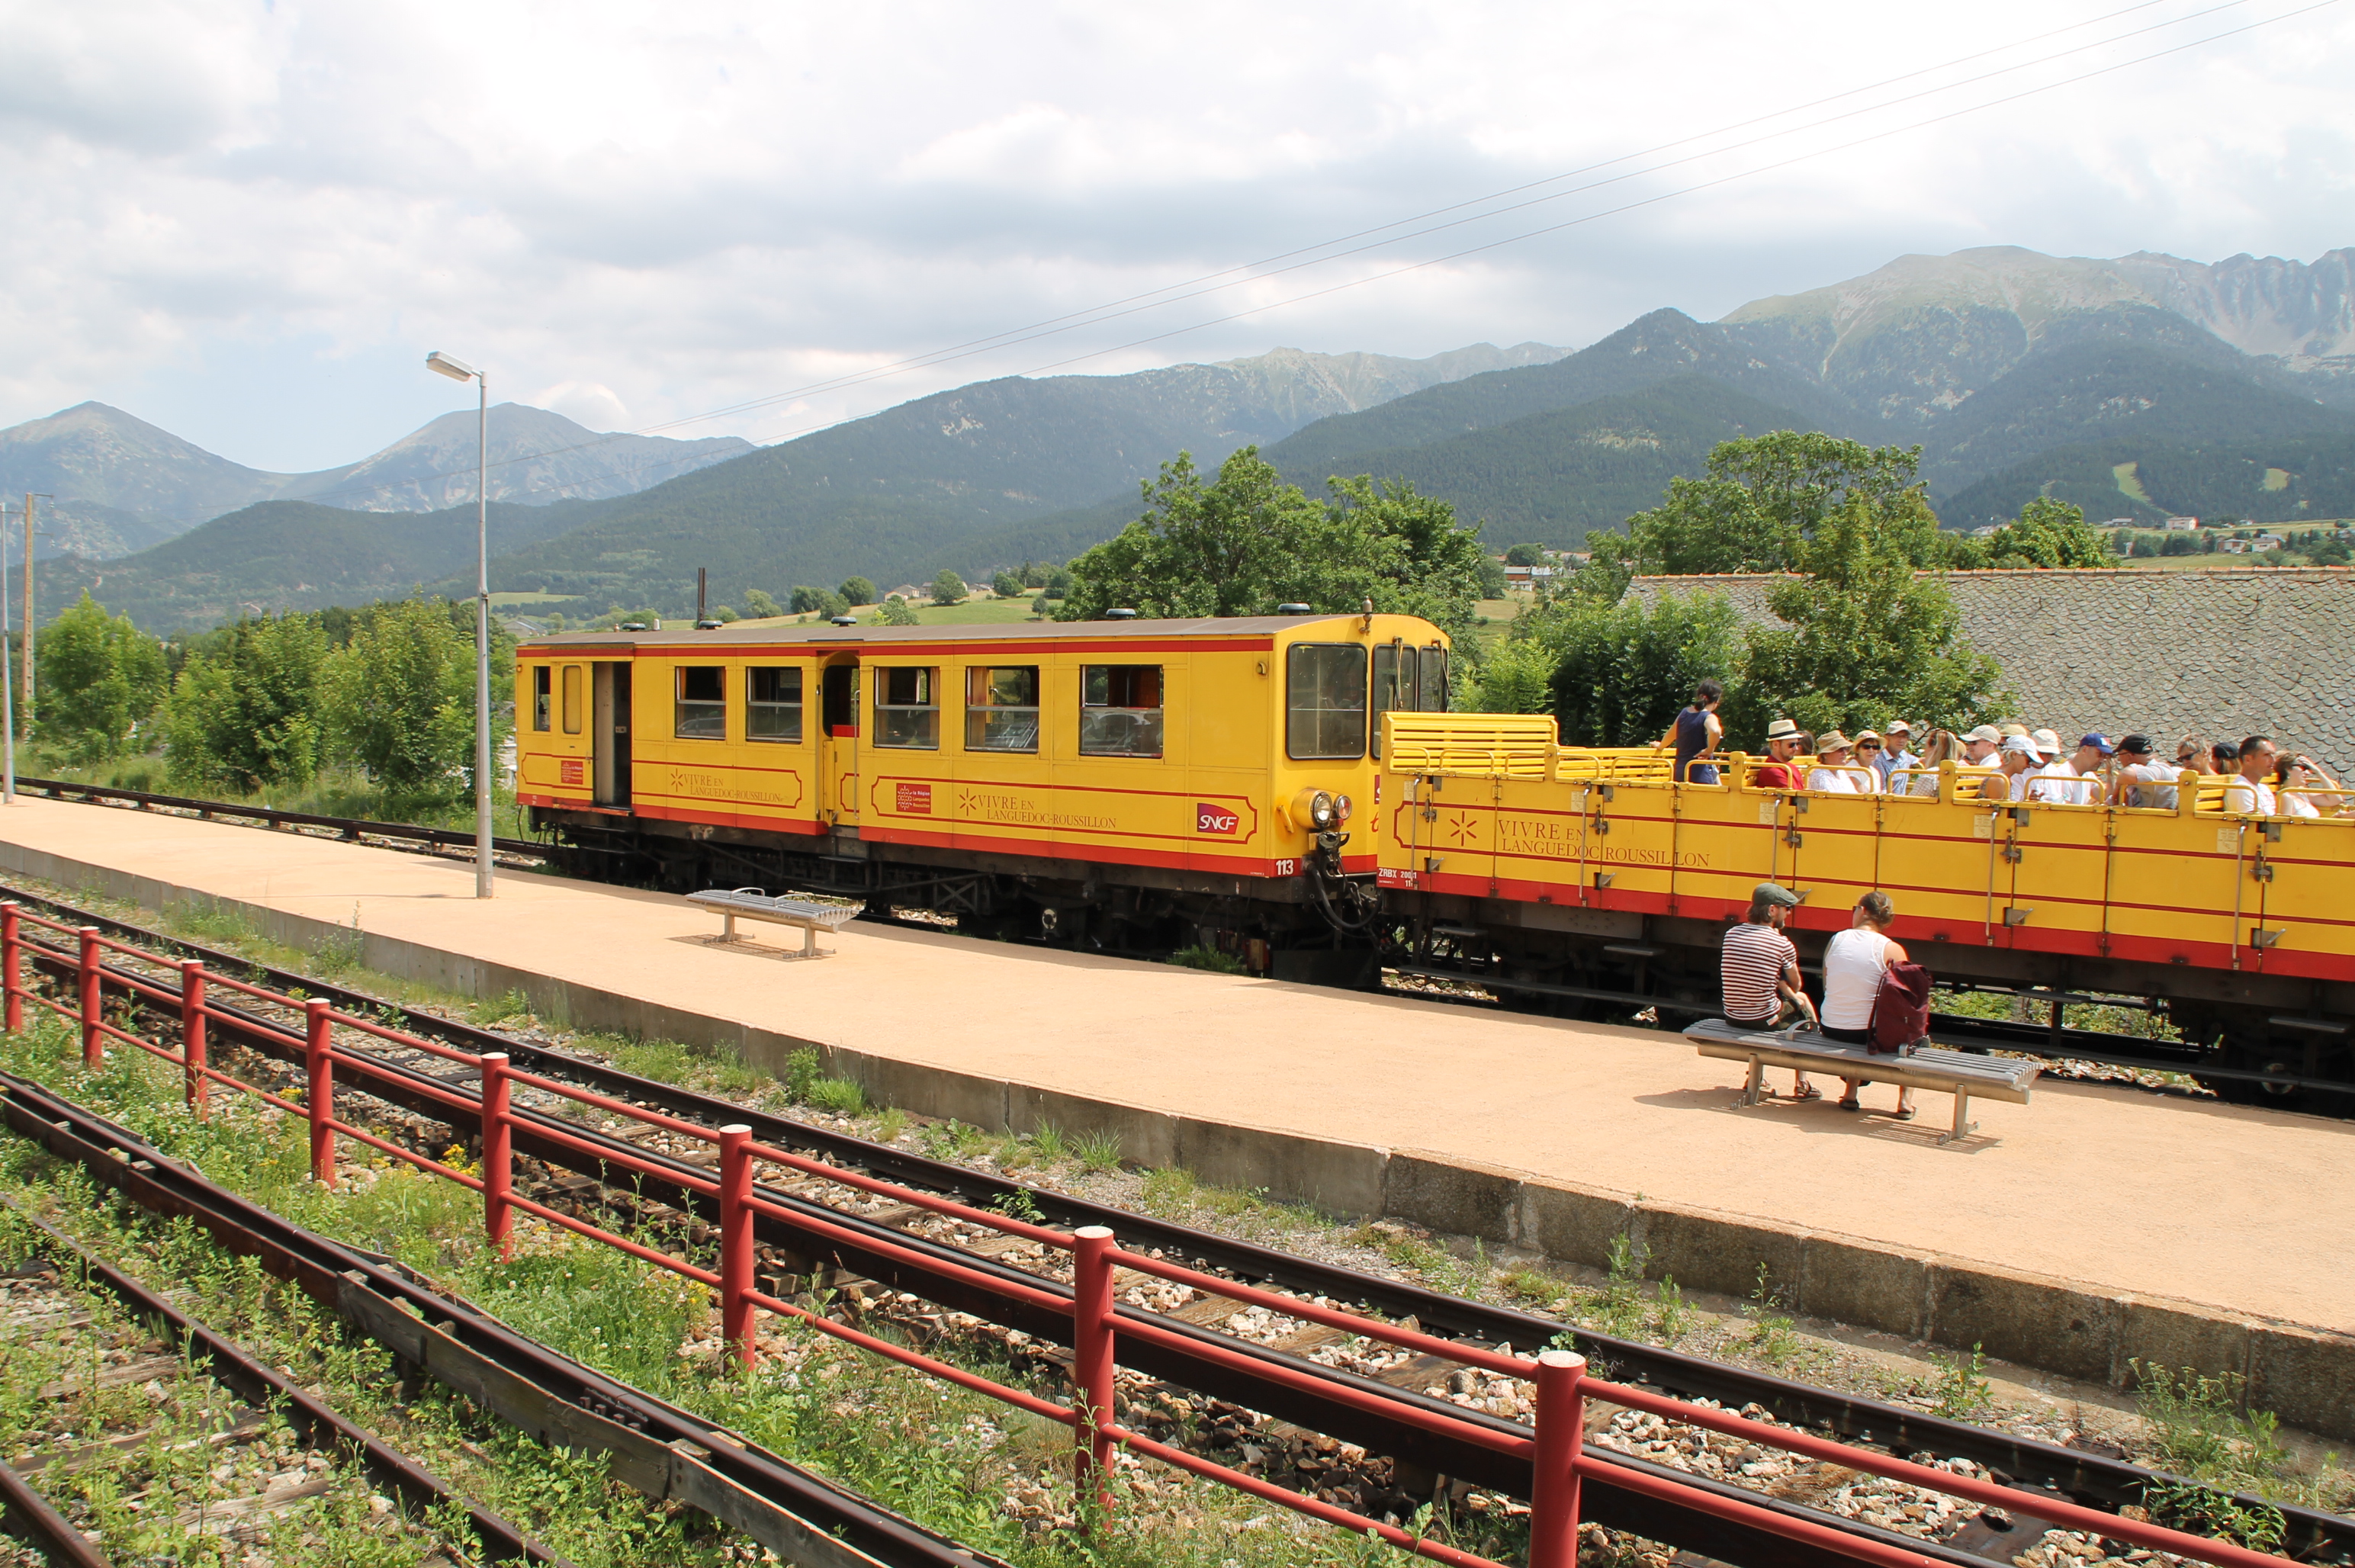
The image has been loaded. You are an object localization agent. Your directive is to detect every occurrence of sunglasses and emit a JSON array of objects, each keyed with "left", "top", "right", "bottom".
[{"left": 1859, "top": 741, "right": 1882, "bottom": 750}]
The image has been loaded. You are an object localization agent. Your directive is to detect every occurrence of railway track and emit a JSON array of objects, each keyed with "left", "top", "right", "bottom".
[
  {"left": 0, "top": 1195, "right": 566, "bottom": 1566},
  {"left": 17, "top": 775, "right": 2310, "bottom": 1106},
  {"left": 1, "top": 879, "right": 2343, "bottom": 1566}
]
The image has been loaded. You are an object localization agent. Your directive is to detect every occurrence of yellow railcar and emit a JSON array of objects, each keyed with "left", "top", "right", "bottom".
[
  {"left": 516, "top": 613, "right": 1448, "bottom": 958},
  {"left": 1377, "top": 712, "right": 2354, "bottom": 1103}
]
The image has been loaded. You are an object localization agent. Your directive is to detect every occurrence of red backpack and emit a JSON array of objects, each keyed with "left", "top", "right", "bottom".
[{"left": 1868, "top": 962, "right": 1933, "bottom": 1054}]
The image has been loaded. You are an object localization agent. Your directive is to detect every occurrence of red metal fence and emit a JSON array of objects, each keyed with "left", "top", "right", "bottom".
[{"left": 0, "top": 900, "right": 2296, "bottom": 1568}]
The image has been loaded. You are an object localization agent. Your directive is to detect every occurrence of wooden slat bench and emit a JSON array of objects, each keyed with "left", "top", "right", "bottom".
[
  {"left": 1684, "top": 1017, "right": 2041, "bottom": 1145},
  {"left": 686, "top": 888, "right": 863, "bottom": 959}
]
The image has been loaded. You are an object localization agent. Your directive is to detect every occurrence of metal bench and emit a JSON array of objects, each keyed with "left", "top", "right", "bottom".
[
  {"left": 1684, "top": 1017, "right": 2041, "bottom": 1145},
  {"left": 686, "top": 888, "right": 863, "bottom": 958}
]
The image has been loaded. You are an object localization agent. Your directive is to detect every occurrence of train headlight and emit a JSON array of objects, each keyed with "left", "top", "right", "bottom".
[
  {"left": 1332, "top": 794, "right": 1353, "bottom": 824},
  {"left": 1288, "top": 787, "right": 1337, "bottom": 831}
]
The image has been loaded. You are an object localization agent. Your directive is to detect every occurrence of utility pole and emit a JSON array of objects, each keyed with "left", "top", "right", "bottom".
[
  {"left": 21, "top": 493, "right": 33, "bottom": 718},
  {"left": 0, "top": 502, "right": 14, "bottom": 801}
]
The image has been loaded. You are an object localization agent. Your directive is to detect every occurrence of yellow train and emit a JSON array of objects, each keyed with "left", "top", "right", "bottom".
[
  {"left": 516, "top": 613, "right": 2353, "bottom": 1104},
  {"left": 516, "top": 612, "right": 1449, "bottom": 961},
  {"left": 1376, "top": 714, "right": 2353, "bottom": 1106}
]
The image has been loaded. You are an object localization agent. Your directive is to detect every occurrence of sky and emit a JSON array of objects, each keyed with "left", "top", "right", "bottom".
[{"left": 2, "top": 0, "right": 2350, "bottom": 474}]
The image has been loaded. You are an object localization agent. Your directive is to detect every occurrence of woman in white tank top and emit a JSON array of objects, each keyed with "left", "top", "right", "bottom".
[{"left": 1817, "top": 892, "right": 1915, "bottom": 1119}]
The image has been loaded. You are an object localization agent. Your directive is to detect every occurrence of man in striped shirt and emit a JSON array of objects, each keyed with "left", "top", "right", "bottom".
[{"left": 1722, "top": 882, "right": 1823, "bottom": 1098}]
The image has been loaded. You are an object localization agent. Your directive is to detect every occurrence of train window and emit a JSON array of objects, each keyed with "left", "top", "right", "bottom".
[
  {"left": 1370, "top": 645, "right": 1416, "bottom": 760},
  {"left": 1080, "top": 665, "right": 1162, "bottom": 757},
  {"left": 1419, "top": 644, "right": 1449, "bottom": 712},
  {"left": 561, "top": 665, "right": 582, "bottom": 734},
  {"left": 676, "top": 666, "right": 726, "bottom": 740},
  {"left": 875, "top": 667, "right": 939, "bottom": 749},
  {"left": 965, "top": 666, "right": 1039, "bottom": 753},
  {"left": 747, "top": 667, "right": 803, "bottom": 743},
  {"left": 532, "top": 666, "right": 551, "bottom": 732},
  {"left": 1287, "top": 644, "right": 1368, "bottom": 760}
]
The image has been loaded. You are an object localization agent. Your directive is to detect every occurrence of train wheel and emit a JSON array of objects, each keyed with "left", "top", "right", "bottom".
[{"left": 2199, "top": 1030, "right": 2306, "bottom": 1111}]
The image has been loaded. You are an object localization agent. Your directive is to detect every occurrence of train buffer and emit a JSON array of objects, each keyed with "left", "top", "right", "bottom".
[
  {"left": 1685, "top": 1017, "right": 2041, "bottom": 1145},
  {"left": 686, "top": 888, "right": 863, "bottom": 958}
]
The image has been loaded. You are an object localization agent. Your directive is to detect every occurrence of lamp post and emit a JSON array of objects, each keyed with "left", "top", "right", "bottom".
[
  {"left": 426, "top": 350, "right": 494, "bottom": 898},
  {"left": 0, "top": 502, "right": 15, "bottom": 805}
]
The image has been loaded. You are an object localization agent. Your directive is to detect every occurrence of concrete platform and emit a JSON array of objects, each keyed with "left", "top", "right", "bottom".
[{"left": 1, "top": 795, "right": 2350, "bottom": 1435}]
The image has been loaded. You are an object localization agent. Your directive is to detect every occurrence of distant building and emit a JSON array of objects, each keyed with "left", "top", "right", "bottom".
[
  {"left": 2105, "top": 517, "right": 2137, "bottom": 528},
  {"left": 1502, "top": 564, "right": 1560, "bottom": 587},
  {"left": 886, "top": 583, "right": 927, "bottom": 600},
  {"left": 1968, "top": 524, "right": 2001, "bottom": 538},
  {"left": 2254, "top": 535, "right": 2286, "bottom": 552},
  {"left": 2164, "top": 516, "right": 2200, "bottom": 531},
  {"left": 2219, "top": 538, "right": 2252, "bottom": 554}
]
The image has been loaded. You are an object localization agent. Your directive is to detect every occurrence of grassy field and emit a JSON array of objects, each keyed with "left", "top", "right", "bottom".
[{"left": 736, "top": 594, "right": 1043, "bottom": 630}]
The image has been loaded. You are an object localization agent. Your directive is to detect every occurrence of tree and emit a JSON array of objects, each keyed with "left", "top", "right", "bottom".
[
  {"left": 1474, "top": 555, "right": 1509, "bottom": 598},
  {"left": 879, "top": 595, "right": 920, "bottom": 625},
  {"left": 840, "top": 577, "right": 876, "bottom": 606},
  {"left": 1977, "top": 497, "right": 2112, "bottom": 568},
  {"left": 991, "top": 570, "right": 1023, "bottom": 599},
  {"left": 930, "top": 570, "right": 968, "bottom": 606},
  {"left": 790, "top": 586, "right": 847, "bottom": 618},
  {"left": 1465, "top": 641, "right": 1557, "bottom": 715},
  {"left": 1724, "top": 495, "right": 2006, "bottom": 744},
  {"left": 1621, "top": 431, "right": 1951, "bottom": 575},
  {"left": 1058, "top": 448, "right": 1489, "bottom": 634},
  {"left": 1537, "top": 590, "right": 1742, "bottom": 747},
  {"left": 1020, "top": 561, "right": 1049, "bottom": 589},
  {"left": 34, "top": 593, "right": 169, "bottom": 763},
  {"left": 741, "top": 589, "right": 784, "bottom": 619},
  {"left": 712, "top": 605, "right": 739, "bottom": 622},
  {"left": 319, "top": 599, "right": 477, "bottom": 795},
  {"left": 1503, "top": 543, "right": 1549, "bottom": 567},
  {"left": 162, "top": 612, "right": 330, "bottom": 791}
]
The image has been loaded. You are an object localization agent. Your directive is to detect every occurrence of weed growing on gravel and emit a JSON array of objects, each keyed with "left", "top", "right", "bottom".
[
  {"left": 1740, "top": 1263, "right": 1805, "bottom": 1367},
  {"left": 1167, "top": 944, "right": 1246, "bottom": 974},
  {"left": 920, "top": 1119, "right": 990, "bottom": 1159},
  {"left": 1650, "top": 1275, "right": 1693, "bottom": 1344},
  {"left": 870, "top": 1107, "right": 908, "bottom": 1145},
  {"left": 1925, "top": 1343, "right": 1994, "bottom": 1420},
  {"left": 805, "top": 1077, "right": 868, "bottom": 1117},
  {"left": 1025, "top": 1122, "right": 1067, "bottom": 1165},
  {"left": 783, "top": 1046, "right": 821, "bottom": 1100},
  {"left": 1501, "top": 1267, "right": 1564, "bottom": 1308},
  {"left": 474, "top": 987, "right": 534, "bottom": 1026},
  {"left": 1071, "top": 1128, "right": 1123, "bottom": 1174},
  {"left": 2131, "top": 1361, "right": 2288, "bottom": 1486}
]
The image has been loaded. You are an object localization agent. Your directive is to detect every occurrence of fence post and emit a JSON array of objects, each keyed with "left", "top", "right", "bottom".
[
  {"left": 1529, "top": 1349, "right": 1588, "bottom": 1568},
  {"left": 304, "top": 998, "right": 336, "bottom": 1187},
  {"left": 1, "top": 903, "right": 20, "bottom": 1034},
  {"left": 480, "top": 1052, "right": 512, "bottom": 1255},
  {"left": 77, "top": 927, "right": 102, "bottom": 1068},
  {"left": 718, "top": 1124, "right": 755, "bottom": 1370},
  {"left": 1071, "top": 1225, "right": 1116, "bottom": 1512},
  {"left": 179, "top": 961, "right": 207, "bottom": 1114}
]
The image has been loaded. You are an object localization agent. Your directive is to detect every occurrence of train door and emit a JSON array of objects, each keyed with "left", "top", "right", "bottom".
[
  {"left": 820, "top": 657, "right": 861, "bottom": 827},
  {"left": 592, "top": 662, "right": 631, "bottom": 808}
]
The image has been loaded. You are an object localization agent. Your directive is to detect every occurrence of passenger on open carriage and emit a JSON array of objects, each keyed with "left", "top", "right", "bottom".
[
  {"left": 1752, "top": 718, "right": 1807, "bottom": 790},
  {"left": 2110, "top": 734, "right": 2182, "bottom": 809},
  {"left": 1852, "top": 731, "right": 1888, "bottom": 790},
  {"left": 2026, "top": 734, "right": 2109, "bottom": 805},
  {"left": 1878, "top": 720, "right": 1919, "bottom": 783},
  {"left": 2222, "top": 736, "right": 2280, "bottom": 815},
  {"left": 1904, "top": 728, "right": 1961, "bottom": 796},
  {"left": 1664, "top": 680, "right": 1725, "bottom": 785},
  {"left": 1807, "top": 733, "right": 1865, "bottom": 793},
  {"left": 1987, "top": 734, "right": 2039, "bottom": 801}
]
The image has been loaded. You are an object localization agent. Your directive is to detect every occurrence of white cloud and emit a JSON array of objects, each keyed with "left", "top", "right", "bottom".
[{"left": 0, "top": 0, "right": 2349, "bottom": 470}]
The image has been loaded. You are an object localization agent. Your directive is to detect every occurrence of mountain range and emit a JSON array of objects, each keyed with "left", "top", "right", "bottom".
[
  {"left": 18, "top": 244, "right": 2355, "bottom": 631},
  {"left": 0, "top": 401, "right": 754, "bottom": 562}
]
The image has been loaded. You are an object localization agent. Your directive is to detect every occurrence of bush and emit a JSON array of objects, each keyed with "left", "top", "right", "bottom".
[
  {"left": 839, "top": 577, "right": 876, "bottom": 606},
  {"left": 33, "top": 592, "right": 168, "bottom": 763},
  {"left": 930, "top": 570, "right": 968, "bottom": 606}
]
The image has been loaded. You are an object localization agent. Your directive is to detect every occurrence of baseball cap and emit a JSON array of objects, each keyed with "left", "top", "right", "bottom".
[
  {"left": 2080, "top": 733, "right": 2116, "bottom": 755},
  {"left": 2030, "top": 728, "right": 2064, "bottom": 759},
  {"left": 1964, "top": 724, "right": 2002, "bottom": 744},
  {"left": 1885, "top": 719, "right": 1913, "bottom": 736},
  {"left": 2000, "top": 736, "right": 2038, "bottom": 757},
  {"left": 1753, "top": 882, "right": 1802, "bottom": 908}
]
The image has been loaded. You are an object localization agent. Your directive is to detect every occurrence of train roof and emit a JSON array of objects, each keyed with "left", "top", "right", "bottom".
[{"left": 516, "top": 613, "right": 1439, "bottom": 651}]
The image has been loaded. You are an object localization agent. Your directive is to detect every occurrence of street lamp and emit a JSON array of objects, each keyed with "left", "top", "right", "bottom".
[{"left": 426, "top": 350, "right": 495, "bottom": 898}]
